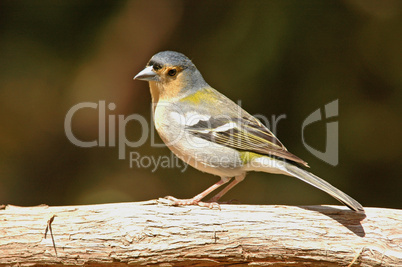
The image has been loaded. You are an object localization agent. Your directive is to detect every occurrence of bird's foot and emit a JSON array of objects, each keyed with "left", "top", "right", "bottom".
[{"left": 159, "top": 196, "right": 221, "bottom": 210}]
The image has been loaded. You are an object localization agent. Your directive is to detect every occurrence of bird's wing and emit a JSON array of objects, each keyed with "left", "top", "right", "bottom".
[{"left": 186, "top": 115, "right": 308, "bottom": 167}]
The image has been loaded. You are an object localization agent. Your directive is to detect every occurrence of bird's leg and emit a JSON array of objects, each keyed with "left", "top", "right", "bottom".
[
  {"left": 163, "top": 177, "right": 231, "bottom": 208},
  {"left": 208, "top": 174, "right": 246, "bottom": 202}
]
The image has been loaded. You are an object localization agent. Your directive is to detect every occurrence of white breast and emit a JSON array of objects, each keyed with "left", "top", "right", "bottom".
[{"left": 153, "top": 101, "right": 244, "bottom": 177}]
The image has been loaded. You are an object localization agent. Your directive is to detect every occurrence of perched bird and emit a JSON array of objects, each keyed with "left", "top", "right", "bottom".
[{"left": 133, "top": 51, "right": 364, "bottom": 212}]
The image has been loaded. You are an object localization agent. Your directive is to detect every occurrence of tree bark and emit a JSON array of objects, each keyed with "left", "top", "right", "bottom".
[{"left": 0, "top": 200, "right": 401, "bottom": 266}]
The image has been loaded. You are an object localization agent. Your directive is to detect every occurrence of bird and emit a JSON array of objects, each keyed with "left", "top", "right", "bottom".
[{"left": 133, "top": 51, "right": 364, "bottom": 212}]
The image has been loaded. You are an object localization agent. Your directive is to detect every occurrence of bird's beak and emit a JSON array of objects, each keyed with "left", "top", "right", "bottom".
[{"left": 133, "top": 66, "right": 158, "bottom": 81}]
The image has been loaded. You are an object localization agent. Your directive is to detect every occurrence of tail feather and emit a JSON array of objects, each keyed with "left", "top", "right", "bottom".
[{"left": 283, "top": 164, "right": 364, "bottom": 212}]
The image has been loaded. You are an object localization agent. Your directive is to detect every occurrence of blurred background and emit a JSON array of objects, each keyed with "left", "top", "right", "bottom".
[{"left": 0, "top": 0, "right": 401, "bottom": 209}]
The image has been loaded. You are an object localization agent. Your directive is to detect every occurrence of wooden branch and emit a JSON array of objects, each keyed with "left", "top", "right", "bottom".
[{"left": 1, "top": 201, "right": 401, "bottom": 266}]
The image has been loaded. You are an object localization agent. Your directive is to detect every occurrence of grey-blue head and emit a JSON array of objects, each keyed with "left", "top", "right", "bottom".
[{"left": 134, "top": 51, "right": 208, "bottom": 92}]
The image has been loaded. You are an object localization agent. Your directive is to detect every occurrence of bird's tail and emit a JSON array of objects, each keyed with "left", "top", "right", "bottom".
[{"left": 283, "top": 163, "right": 364, "bottom": 212}]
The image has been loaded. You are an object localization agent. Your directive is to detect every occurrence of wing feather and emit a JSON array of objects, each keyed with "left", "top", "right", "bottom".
[{"left": 186, "top": 116, "right": 308, "bottom": 167}]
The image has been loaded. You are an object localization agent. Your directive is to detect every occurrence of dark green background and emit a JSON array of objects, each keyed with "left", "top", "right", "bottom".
[{"left": 1, "top": 0, "right": 401, "bottom": 208}]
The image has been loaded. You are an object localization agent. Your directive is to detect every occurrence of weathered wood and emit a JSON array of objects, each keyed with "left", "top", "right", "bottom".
[{"left": 0, "top": 200, "right": 401, "bottom": 266}]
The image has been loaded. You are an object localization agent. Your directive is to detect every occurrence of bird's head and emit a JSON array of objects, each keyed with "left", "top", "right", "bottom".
[{"left": 134, "top": 51, "right": 208, "bottom": 101}]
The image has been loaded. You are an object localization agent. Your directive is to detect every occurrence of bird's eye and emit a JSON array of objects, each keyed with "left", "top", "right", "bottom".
[
  {"left": 153, "top": 64, "right": 162, "bottom": 71},
  {"left": 168, "top": 69, "right": 177, "bottom": 76}
]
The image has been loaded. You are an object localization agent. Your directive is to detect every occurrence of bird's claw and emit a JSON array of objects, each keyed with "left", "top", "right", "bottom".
[{"left": 159, "top": 196, "right": 221, "bottom": 210}]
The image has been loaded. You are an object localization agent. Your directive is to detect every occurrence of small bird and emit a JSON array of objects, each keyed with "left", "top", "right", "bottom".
[{"left": 134, "top": 51, "right": 364, "bottom": 212}]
